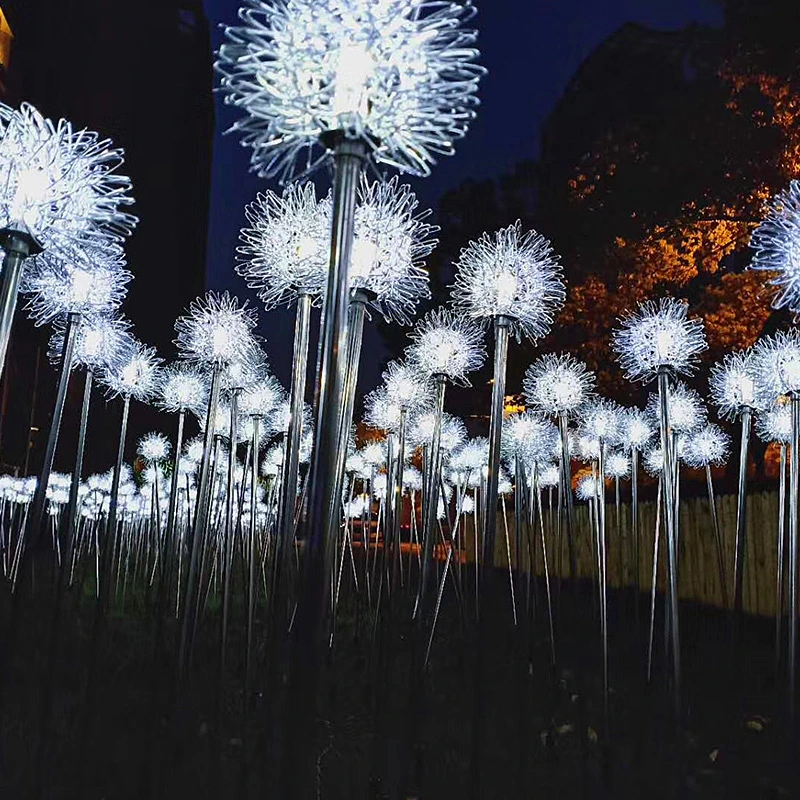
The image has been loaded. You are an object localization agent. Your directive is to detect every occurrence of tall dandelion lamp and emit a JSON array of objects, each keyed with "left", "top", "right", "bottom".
[
  {"left": 452, "top": 221, "right": 565, "bottom": 600},
  {"left": 524, "top": 353, "right": 596, "bottom": 579},
  {"left": 21, "top": 249, "right": 131, "bottom": 539},
  {"left": 216, "top": 1, "right": 484, "bottom": 657},
  {"left": 611, "top": 297, "right": 707, "bottom": 715},
  {"left": 173, "top": 292, "right": 257, "bottom": 677},
  {"left": 753, "top": 331, "right": 800, "bottom": 717},
  {"left": 0, "top": 103, "right": 137, "bottom": 379},
  {"left": 709, "top": 350, "right": 765, "bottom": 615},
  {"left": 407, "top": 308, "right": 485, "bottom": 615},
  {"left": 237, "top": 182, "right": 327, "bottom": 568}
]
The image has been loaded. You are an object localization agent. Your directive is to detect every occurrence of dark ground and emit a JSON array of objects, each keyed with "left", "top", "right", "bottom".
[{"left": 0, "top": 562, "right": 797, "bottom": 799}]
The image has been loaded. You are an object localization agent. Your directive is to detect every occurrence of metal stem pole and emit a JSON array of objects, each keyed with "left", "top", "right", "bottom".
[
  {"left": 632, "top": 448, "right": 640, "bottom": 602},
  {"left": 221, "top": 390, "right": 240, "bottom": 663},
  {"left": 277, "top": 292, "right": 312, "bottom": 578},
  {"left": 558, "top": 413, "right": 577, "bottom": 579},
  {"left": 29, "top": 312, "right": 80, "bottom": 541},
  {"left": 598, "top": 442, "right": 609, "bottom": 722},
  {"left": 64, "top": 369, "right": 93, "bottom": 564},
  {"left": 481, "top": 316, "right": 510, "bottom": 605},
  {"left": 657, "top": 368, "right": 681, "bottom": 715},
  {"left": 391, "top": 408, "right": 407, "bottom": 589},
  {"left": 789, "top": 395, "right": 799, "bottom": 721},
  {"left": 178, "top": 362, "right": 222, "bottom": 680},
  {"left": 0, "top": 231, "right": 34, "bottom": 381},
  {"left": 776, "top": 443, "right": 787, "bottom": 673},
  {"left": 415, "top": 374, "right": 446, "bottom": 618},
  {"left": 283, "top": 137, "right": 365, "bottom": 796},
  {"left": 165, "top": 409, "right": 186, "bottom": 576},
  {"left": 705, "top": 464, "right": 728, "bottom": 609},
  {"left": 246, "top": 414, "right": 260, "bottom": 699},
  {"left": 732, "top": 408, "right": 752, "bottom": 615}
]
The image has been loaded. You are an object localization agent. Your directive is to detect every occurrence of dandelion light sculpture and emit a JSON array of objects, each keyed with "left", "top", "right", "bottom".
[
  {"left": 620, "top": 407, "right": 653, "bottom": 599},
  {"left": 22, "top": 248, "right": 131, "bottom": 539},
  {"left": 98, "top": 338, "right": 161, "bottom": 593},
  {"left": 452, "top": 221, "right": 565, "bottom": 599},
  {"left": 158, "top": 361, "right": 207, "bottom": 573},
  {"left": 219, "top": 13, "right": 482, "bottom": 732},
  {"left": 0, "top": 103, "right": 137, "bottom": 379},
  {"left": 524, "top": 353, "right": 596, "bottom": 579},
  {"left": 750, "top": 180, "right": 800, "bottom": 313},
  {"left": 710, "top": 350, "right": 766, "bottom": 614},
  {"left": 407, "top": 307, "right": 485, "bottom": 611},
  {"left": 238, "top": 183, "right": 327, "bottom": 572},
  {"left": 683, "top": 423, "right": 730, "bottom": 608},
  {"left": 754, "top": 329, "right": 800, "bottom": 714},
  {"left": 756, "top": 402, "right": 793, "bottom": 667},
  {"left": 612, "top": 297, "right": 707, "bottom": 714},
  {"left": 333, "top": 178, "right": 437, "bottom": 577}
]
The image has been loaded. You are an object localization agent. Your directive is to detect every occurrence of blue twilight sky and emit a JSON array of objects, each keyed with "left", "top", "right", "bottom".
[{"left": 203, "top": 0, "right": 723, "bottom": 395}]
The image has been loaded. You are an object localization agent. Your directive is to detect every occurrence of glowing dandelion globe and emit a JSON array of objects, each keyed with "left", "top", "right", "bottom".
[
  {"left": 138, "top": 432, "right": 171, "bottom": 464},
  {"left": 407, "top": 307, "right": 485, "bottom": 385},
  {"left": 576, "top": 433, "right": 601, "bottom": 463},
  {"left": 364, "top": 387, "right": 404, "bottom": 434},
  {"left": 683, "top": 424, "right": 730, "bottom": 468},
  {"left": 501, "top": 411, "right": 558, "bottom": 466},
  {"left": 0, "top": 103, "right": 137, "bottom": 251},
  {"left": 216, "top": 0, "right": 484, "bottom": 179},
  {"left": 452, "top": 221, "right": 565, "bottom": 340},
  {"left": 643, "top": 447, "right": 665, "bottom": 476},
  {"left": 750, "top": 181, "right": 800, "bottom": 313},
  {"left": 350, "top": 176, "right": 436, "bottom": 324},
  {"left": 267, "top": 398, "right": 312, "bottom": 438},
  {"left": 381, "top": 360, "right": 432, "bottom": 412},
  {"left": 538, "top": 464, "right": 560, "bottom": 488},
  {"left": 576, "top": 475, "right": 599, "bottom": 501},
  {"left": 523, "top": 353, "right": 596, "bottom": 418},
  {"left": 440, "top": 415, "right": 468, "bottom": 453},
  {"left": 21, "top": 248, "right": 131, "bottom": 325},
  {"left": 237, "top": 182, "right": 329, "bottom": 307},
  {"left": 753, "top": 329, "right": 800, "bottom": 402},
  {"left": 604, "top": 452, "right": 630, "bottom": 479},
  {"left": 241, "top": 374, "right": 284, "bottom": 418},
  {"left": 646, "top": 382, "right": 706, "bottom": 434},
  {"left": 620, "top": 408, "right": 654, "bottom": 452},
  {"left": 709, "top": 350, "right": 766, "bottom": 420},
  {"left": 101, "top": 338, "right": 162, "bottom": 402},
  {"left": 612, "top": 297, "right": 707, "bottom": 382},
  {"left": 50, "top": 314, "right": 130, "bottom": 372},
  {"left": 221, "top": 340, "right": 268, "bottom": 392},
  {"left": 756, "top": 403, "right": 793, "bottom": 444},
  {"left": 158, "top": 362, "right": 207, "bottom": 414},
  {"left": 175, "top": 291, "right": 258, "bottom": 367},
  {"left": 583, "top": 399, "right": 623, "bottom": 444}
]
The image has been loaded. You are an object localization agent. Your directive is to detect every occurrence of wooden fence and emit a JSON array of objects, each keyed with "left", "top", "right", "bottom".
[{"left": 475, "top": 490, "right": 782, "bottom": 617}]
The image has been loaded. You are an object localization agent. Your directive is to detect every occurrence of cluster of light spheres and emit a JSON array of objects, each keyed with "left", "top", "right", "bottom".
[
  {"left": 0, "top": 103, "right": 137, "bottom": 253},
  {"left": 407, "top": 307, "right": 485, "bottom": 385},
  {"left": 216, "top": 0, "right": 484, "bottom": 179},
  {"left": 612, "top": 297, "right": 707, "bottom": 383},
  {"left": 452, "top": 221, "right": 565, "bottom": 341},
  {"left": 523, "top": 352, "right": 596, "bottom": 418},
  {"left": 237, "top": 181, "right": 329, "bottom": 308},
  {"left": 750, "top": 180, "right": 800, "bottom": 314},
  {"left": 175, "top": 291, "right": 258, "bottom": 366},
  {"left": 350, "top": 176, "right": 436, "bottom": 325}
]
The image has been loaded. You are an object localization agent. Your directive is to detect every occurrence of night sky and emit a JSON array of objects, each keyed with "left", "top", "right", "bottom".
[{"left": 203, "top": 0, "right": 723, "bottom": 397}]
